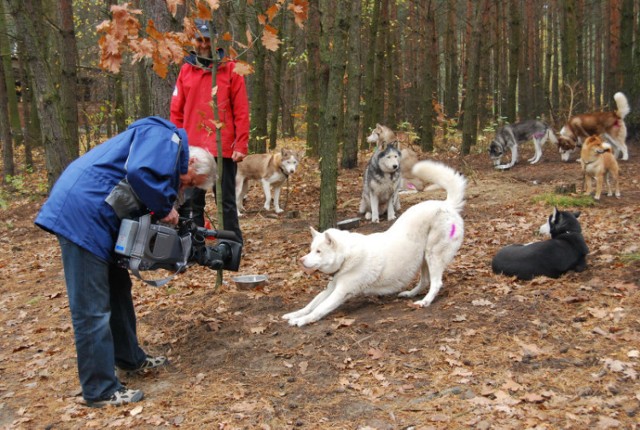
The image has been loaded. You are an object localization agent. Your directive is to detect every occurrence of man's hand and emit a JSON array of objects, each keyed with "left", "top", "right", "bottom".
[
  {"left": 160, "top": 208, "right": 179, "bottom": 225},
  {"left": 232, "top": 151, "right": 246, "bottom": 163}
]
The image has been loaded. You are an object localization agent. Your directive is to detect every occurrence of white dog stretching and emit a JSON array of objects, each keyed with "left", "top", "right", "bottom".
[{"left": 283, "top": 160, "right": 466, "bottom": 327}]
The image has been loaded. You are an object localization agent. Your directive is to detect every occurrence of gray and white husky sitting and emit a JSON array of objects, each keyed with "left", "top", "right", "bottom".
[
  {"left": 359, "top": 131, "right": 402, "bottom": 223},
  {"left": 489, "top": 120, "right": 558, "bottom": 169}
]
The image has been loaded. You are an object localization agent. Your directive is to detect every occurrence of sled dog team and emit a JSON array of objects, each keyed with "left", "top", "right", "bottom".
[{"left": 237, "top": 93, "right": 628, "bottom": 326}]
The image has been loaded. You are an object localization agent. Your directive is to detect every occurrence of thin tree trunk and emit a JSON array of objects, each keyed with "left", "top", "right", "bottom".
[
  {"left": 418, "top": 0, "right": 436, "bottom": 152},
  {"left": 7, "top": 0, "right": 75, "bottom": 188},
  {"left": 361, "top": 0, "right": 380, "bottom": 149},
  {"left": 506, "top": 0, "right": 520, "bottom": 122},
  {"left": 341, "top": 0, "right": 361, "bottom": 169},
  {"left": 140, "top": 0, "right": 182, "bottom": 118},
  {"left": 0, "top": 58, "right": 14, "bottom": 180},
  {"left": 444, "top": 0, "right": 459, "bottom": 118},
  {"left": 318, "top": 3, "right": 347, "bottom": 231},
  {"left": 58, "top": 0, "right": 79, "bottom": 154},
  {"left": 269, "top": 8, "right": 286, "bottom": 150},
  {"left": 373, "top": 0, "right": 388, "bottom": 124},
  {"left": 250, "top": 3, "right": 268, "bottom": 153},
  {"left": 0, "top": 0, "right": 24, "bottom": 165},
  {"left": 304, "top": 0, "right": 321, "bottom": 157},
  {"left": 461, "top": 0, "right": 486, "bottom": 155}
]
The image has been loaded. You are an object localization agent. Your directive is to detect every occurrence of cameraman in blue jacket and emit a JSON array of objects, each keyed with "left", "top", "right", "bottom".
[{"left": 35, "top": 116, "right": 215, "bottom": 407}]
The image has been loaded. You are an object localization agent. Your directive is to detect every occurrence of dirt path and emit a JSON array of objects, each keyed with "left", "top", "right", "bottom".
[{"left": 1, "top": 146, "right": 639, "bottom": 429}]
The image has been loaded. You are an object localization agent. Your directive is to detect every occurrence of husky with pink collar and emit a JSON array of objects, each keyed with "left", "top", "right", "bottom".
[{"left": 283, "top": 160, "right": 465, "bottom": 327}]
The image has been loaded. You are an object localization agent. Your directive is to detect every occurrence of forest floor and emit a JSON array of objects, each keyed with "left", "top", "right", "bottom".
[{"left": 1, "top": 139, "right": 639, "bottom": 430}]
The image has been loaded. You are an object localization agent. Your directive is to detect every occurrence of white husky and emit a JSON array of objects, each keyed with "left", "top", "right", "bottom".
[{"left": 283, "top": 160, "right": 466, "bottom": 327}]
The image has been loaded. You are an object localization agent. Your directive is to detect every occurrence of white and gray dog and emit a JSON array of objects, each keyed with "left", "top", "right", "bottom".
[
  {"left": 359, "top": 135, "right": 402, "bottom": 223},
  {"left": 489, "top": 120, "right": 558, "bottom": 169}
]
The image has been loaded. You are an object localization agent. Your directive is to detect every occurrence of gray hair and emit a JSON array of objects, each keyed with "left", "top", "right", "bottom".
[{"left": 188, "top": 146, "right": 216, "bottom": 190}]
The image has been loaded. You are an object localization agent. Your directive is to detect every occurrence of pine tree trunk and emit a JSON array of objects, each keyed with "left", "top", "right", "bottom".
[
  {"left": 361, "top": 0, "right": 380, "bottom": 149},
  {"left": 506, "top": 0, "right": 520, "bottom": 122},
  {"left": 461, "top": 0, "right": 486, "bottom": 155},
  {"left": 341, "top": 0, "right": 361, "bottom": 169},
  {"left": 0, "top": 0, "right": 24, "bottom": 165},
  {"left": 318, "top": 4, "right": 347, "bottom": 231},
  {"left": 7, "top": 0, "right": 75, "bottom": 188},
  {"left": 58, "top": 0, "right": 79, "bottom": 155},
  {"left": 304, "top": 0, "right": 321, "bottom": 157},
  {"left": 0, "top": 59, "right": 14, "bottom": 180}
]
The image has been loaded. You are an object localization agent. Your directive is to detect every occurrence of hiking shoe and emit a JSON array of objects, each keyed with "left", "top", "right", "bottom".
[
  {"left": 117, "top": 355, "right": 167, "bottom": 374},
  {"left": 86, "top": 387, "right": 144, "bottom": 408}
]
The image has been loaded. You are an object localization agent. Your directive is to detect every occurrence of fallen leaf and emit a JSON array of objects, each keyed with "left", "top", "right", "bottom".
[
  {"left": 250, "top": 326, "right": 266, "bottom": 334},
  {"left": 367, "top": 348, "right": 384, "bottom": 360},
  {"left": 522, "top": 392, "right": 545, "bottom": 403},
  {"left": 471, "top": 299, "right": 494, "bottom": 307}
]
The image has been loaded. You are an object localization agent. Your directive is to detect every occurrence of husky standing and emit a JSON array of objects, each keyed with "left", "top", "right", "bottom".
[
  {"left": 489, "top": 120, "right": 558, "bottom": 169},
  {"left": 359, "top": 141, "right": 402, "bottom": 223}
]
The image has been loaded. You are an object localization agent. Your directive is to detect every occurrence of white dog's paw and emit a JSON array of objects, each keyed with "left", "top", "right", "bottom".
[
  {"left": 413, "top": 299, "right": 432, "bottom": 308},
  {"left": 495, "top": 164, "right": 512, "bottom": 170},
  {"left": 274, "top": 207, "right": 284, "bottom": 214},
  {"left": 364, "top": 212, "right": 372, "bottom": 220},
  {"left": 282, "top": 311, "right": 300, "bottom": 321},
  {"left": 287, "top": 317, "right": 310, "bottom": 327}
]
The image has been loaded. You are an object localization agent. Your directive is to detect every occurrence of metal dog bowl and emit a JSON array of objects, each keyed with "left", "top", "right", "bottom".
[
  {"left": 232, "top": 274, "right": 268, "bottom": 290},
  {"left": 337, "top": 217, "right": 360, "bottom": 230}
]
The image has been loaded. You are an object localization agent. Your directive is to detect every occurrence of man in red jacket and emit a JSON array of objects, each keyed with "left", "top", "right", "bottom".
[{"left": 171, "top": 19, "right": 249, "bottom": 243}]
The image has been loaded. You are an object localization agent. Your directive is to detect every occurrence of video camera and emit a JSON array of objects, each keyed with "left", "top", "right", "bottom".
[{"left": 115, "top": 214, "right": 242, "bottom": 279}]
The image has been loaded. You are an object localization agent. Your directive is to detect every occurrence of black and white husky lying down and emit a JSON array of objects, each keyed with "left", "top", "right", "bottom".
[{"left": 492, "top": 208, "right": 589, "bottom": 280}]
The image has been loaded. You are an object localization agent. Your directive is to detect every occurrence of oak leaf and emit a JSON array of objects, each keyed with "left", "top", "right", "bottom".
[{"left": 261, "top": 25, "right": 282, "bottom": 51}]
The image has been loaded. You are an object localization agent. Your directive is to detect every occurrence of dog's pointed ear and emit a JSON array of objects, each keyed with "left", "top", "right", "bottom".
[
  {"left": 551, "top": 207, "right": 559, "bottom": 223},
  {"left": 573, "top": 211, "right": 581, "bottom": 218},
  {"left": 309, "top": 226, "right": 319, "bottom": 238},
  {"left": 324, "top": 231, "right": 335, "bottom": 246}
]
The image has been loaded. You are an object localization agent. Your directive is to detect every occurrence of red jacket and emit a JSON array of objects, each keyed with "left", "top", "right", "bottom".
[{"left": 171, "top": 55, "right": 250, "bottom": 158}]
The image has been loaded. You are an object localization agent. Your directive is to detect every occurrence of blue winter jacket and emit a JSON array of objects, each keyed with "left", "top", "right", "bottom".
[{"left": 35, "top": 116, "right": 190, "bottom": 262}]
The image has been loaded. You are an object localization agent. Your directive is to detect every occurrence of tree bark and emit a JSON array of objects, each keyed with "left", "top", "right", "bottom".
[
  {"left": 7, "top": 0, "right": 75, "bottom": 188},
  {"left": 58, "top": 0, "right": 79, "bottom": 153},
  {"left": 0, "top": 58, "right": 14, "bottom": 180},
  {"left": 341, "top": 0, "right": 361, "bottom": 169},
  {"left": 318, "top": 3, "right": 347, "bottom": 230},
  {"left": 506, "top": 0, "right": 520, "bottom": 122},
  {"left": 304, "top": 0, "right": 321, "bottom": 157},
  {"left": 461, "top": 0, "right": 486, "bottom": 155},
  {"left": 249, "top": 1, "right": 268, "bottom": 153},
  {"left": 0, "top": 0, "right": 24, "bottom": 166}
]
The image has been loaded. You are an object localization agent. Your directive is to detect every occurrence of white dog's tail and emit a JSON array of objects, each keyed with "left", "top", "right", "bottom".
[
  {"left": 614, "top": 92, "right": 630, "bottom": 119},
  {"left": 411, "top": 160, "right": 466, "bottom": 212}
]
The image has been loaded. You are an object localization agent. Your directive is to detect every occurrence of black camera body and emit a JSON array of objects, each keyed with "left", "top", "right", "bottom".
[
  {"left": 115, "top": 215, "right": 242, "bottom": 275},
  {"left": 178, "top": 218, "right": 242, "bottom": 271}
]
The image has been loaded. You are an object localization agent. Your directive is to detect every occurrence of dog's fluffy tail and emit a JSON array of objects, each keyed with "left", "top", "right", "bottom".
[
  {"left": 411, "top": 160, "right": 466, "bottom": 212},
  {"left": 614, "top": 92, "right": 630, "bottom": 119}
]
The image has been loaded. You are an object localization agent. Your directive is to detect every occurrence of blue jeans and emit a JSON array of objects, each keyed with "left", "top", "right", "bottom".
[{"left": 57, "top": 236, "right": 147, "bottom": 401}]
